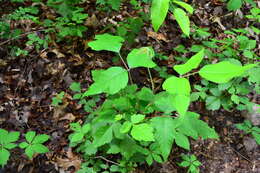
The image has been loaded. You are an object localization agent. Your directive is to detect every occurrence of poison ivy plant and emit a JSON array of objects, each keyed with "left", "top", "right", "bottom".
[
  {"left": 0, "top": 129, "right": 20, "bottom": 167},
  {"left": 150, "top": 0, "right": 193, "bottom": 36}
]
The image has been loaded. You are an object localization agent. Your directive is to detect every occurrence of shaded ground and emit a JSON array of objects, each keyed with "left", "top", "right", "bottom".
[{"left": 0, "top": 0, "right": 259, "bottom": 173}]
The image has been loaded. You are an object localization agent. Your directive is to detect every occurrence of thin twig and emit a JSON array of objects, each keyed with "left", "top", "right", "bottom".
[
  {"left": 228, "top": 145, "right": 252, "bottom": 163},
  {"left": 94, "top": 156, "right": 120, "bottom": 165},
  {"left": 181, "top": 71, "right": 198, "bottom": 78},
  {"left": 118, "top": 52, "right": 133, "bottom": 84},
  {"left": 147, "top": 68, "right": 154, "bottom": 92}
]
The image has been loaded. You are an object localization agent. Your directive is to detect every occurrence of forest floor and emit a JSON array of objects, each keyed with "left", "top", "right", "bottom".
[{"left": 0, "top": 0, "right": 260, "bottom": 173}]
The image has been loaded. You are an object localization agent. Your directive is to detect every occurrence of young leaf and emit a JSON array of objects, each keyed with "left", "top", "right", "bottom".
[
  {"left": 88, "top": 33, "right": 125, "bottom": 53},
  {"left": 162, "top": 76, "right": 191, "bottom": 116},
  {"left": 70, "top": 82, "right": 81, "bottom": 92},
  {"left": 199, "top": 61, "right": 256, "bottom": 83},
  {"left": 172, "top": 0, "right": 194, "bottom": 14},
  {"left": 227, "top": 0, "right": 242, "bottom": 11},
  {"left": 173, "top": 8, "right": 190, "bottom": 36},
  {"left": 25, "top": 131, "right": 36, "bottom": 143},
  {"left": 93, "top": 126, "right": 113, "bottom": 147},
  {"left": 0, "top": 149, "right": 10, "bottom": 167},
  {"left": 32, "top": 134, "right": 50, "bottom": 144},
  {"left": 83, "top": 67, "right": 128, "bottom": 96},
  {"left": 150, "top": 117, "right": 176, "bottom": 160},
  {"left": 131, "top": 114, "right": 145, "bottom": 124},
  {"left": 120, "top": 121, "right": 132, "bottom": 134},
  {"left": 126, "top": 47, "right": 156, "bottom": 68},
  {"left": 173, "top": 131, "right": 190, "bottom": 150},
  {"left": 151, "top": 0, "right": 170, "bottom": 32},
  {"left": 31, "top": 144, "right": 49, "bottom": 153},
  {"left": 174, "top": 48, "right": 204, "bottom": 75},
  {"left": 131, "top": 123, "right": 155, "bottom": 142}
]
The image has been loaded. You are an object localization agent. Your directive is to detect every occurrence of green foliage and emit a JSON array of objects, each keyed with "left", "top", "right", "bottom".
[
  {"left": 226, "top": 0, "right": 256, "bottom": 11},
  {"left": 19, "top": 131, "right": 50, "bottom": 159},
  {"left": 179, "top": 154, "right": 201, "bottom": 173},
  {"left": 236, "top": 120, "right": 260, "bottom": 145},
  {"left": 150, "top": 0, "right": 193, "bottom": 36},
  {"left": 51, "top": 91, "right": 65, "bottom": 106},
  {"left": 0, "top": 129, "right": 20, "bottom": 167}
]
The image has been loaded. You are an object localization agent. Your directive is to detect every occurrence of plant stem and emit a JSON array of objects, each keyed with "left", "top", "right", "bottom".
[
  {"left": 181, "top": 71, "right": 199, "bottom": 78},
  {"left": 118, "top": 52, "right": 133, "bottom": 84},
  {"left": 147, "top": 68, "right": 155, "bottom": 92}
]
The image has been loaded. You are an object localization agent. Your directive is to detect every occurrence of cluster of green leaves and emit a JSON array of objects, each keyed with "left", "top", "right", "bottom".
[
  {"left": 236, "top": 120, "right": 260, "bottom": 145},
  {"left": 151, "top": 0, "right": 194, "bottom": 36},
  {"left": 54, "top": 33, "right": 258, "bottom": 172},
  {"left": 151, "top": 0, "right": 193, "bottom": 36},
  {"left": 0, "top": 129, "right": 50, "bottom": 167},
  {"left": 179, "top": 154, "right": 201, "bottom": 173}
]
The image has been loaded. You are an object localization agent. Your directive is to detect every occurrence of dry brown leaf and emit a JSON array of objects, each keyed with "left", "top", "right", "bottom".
[
  {"left": 147, "top": 31, "right": 168, "bottom": 42},
  {"left": 56, "top": 148, "right": 82, "bottom": 171}
]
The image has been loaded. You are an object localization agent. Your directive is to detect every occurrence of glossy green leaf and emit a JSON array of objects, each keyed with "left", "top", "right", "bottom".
[
  {"left": 25, "top": 131, "right": 36, "bottom": 143},
  {"left": 19, "top": 142, "right": 29, "bottom": 149},
  {"left": 174, "top": 131, "right": 190, "bottom": 150},
  {"left": 131, "top": 123, "right": 155, "bottom": 142},
  {"left": 71, "top": 133, "right": 84, "bottom": 143},
  {"left": 151, "top": 0, "right": 170, "bottom": 31},
  {"left": 83, "top": 67, "right": 128, "bottom": 96},
  {"left": 31, "top": 144, "right": 49, "bottom": 153},
  {"left": 172, "top": 0, "right": 194, "bottom": 14},
  {"left": 173, "top": 8, "right": 190, "bottom": 36},
  {"left": 199, "top": 61, "right": 256, "bottom": 83},
  {"left": 32, "top": 134, "right": 50, "bottom": 144},
  {"left": 174, "top": 48, "right": 204, "bottom": 75},
  {"left": 120, "top": 121, "right": 132, "bottom": 134},
  {"left": 93, "top": 126, "right": 113, "bottom": 147},
  {"left": 0, "top": 148, "right": 10, "bottom": 167},
  {"left": 227, "top": 0, "right": 242, "bottom": 11},
  {"left": 151, "top": 117, "right": 176, "bottom": 160},
  {"left": 162, "top": 76, "right": 191, "bottom": 116},
  {"left": 88, "top": 33, "right": 124, "bottom": 53},
  {"left": 131, "top": 114, "right": 145, "bottom": 124},
  {"left": 25, "top": 147, "right": 34, "bottom": 159},
  {"left": 127, "top": 47, "right": 156, "bottom": 68}
]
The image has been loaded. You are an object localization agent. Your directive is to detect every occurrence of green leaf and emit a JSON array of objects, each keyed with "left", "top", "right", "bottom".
[
  {"left": 32, "top": 134, "right": 50, "bottom": 144},
  {"left": 154, "top": 92, "right": 176, "bottom": 114},
  {"left": 173, "top": 8, "right": 190, "bottom": 36},
  {"left": 82, "top": 124, "right": 91, "bottom": 134},
  {"left": 252, "top": 132, "right": 260, "bottom": 145},
  {"left": 206, "top": 96, "right": 221, "bottom": 110},
  {"left": 19, "top": 142, "right": 29, "bottom": 149},
  {"left": 177, "top": 112, "right": 219, "bottom": 140},
  {"left": 131, "top": 123, "right": 155, "bottom": 142},
  {"left": 93, "top": 126, "right": 113, "bottom": 147},
  {"left": 227, "top": 0, "right": 242, "bottom": 11},
  {"left": 71, "top": 133, "right": 84, "bottom": 143},
  {"left": 25, "top": 147, "right": 34, "bottom": 159},
  {"left": 0, "top": 148, "right": 10, "bottom": 167},
  {"left": 4, "top": 143, "right": 17, "bottom": 149},
  {"left": 126, "top": 47, "right": 156, "bottom": 68},
  {"left": 199, "top": 61, "right": 256, "bottom": 83},
  {"left": 174, "top": 48, "right": 204, "bottom": 75},
  {"left": 70, "top": 82, "right": 81, "bottom": 92},
  {"left": 83, "top": 67, "right": 128, "bottom": 96},
  {"left": 88, "top": 33, "right": 124, "bottom": 53},
  {"left": 151, "top": 117, "right": 176, "bottom": 160},
  {"left": 162, "top": 76, "right": 191, "bottom": 116},
  {"left": 173, "top": 131, "right": 190, "bottom": 150},
  {"left": 120, "top": 121, "right": 132, "bottom": 134},
  {"left": 151, "top": 0, "right": 170, "bottom": 31},
  {"left": 25, "top": 131, "right": 36, "bottom": 143},
  {"left": 131, "top": 114, "right": 145, "bottom": 124},
  {"left": 0, "top": 129, "right": 8, "bottom": 144},
  {"left": 6, "top": 131, "right": 20, "bottom": 143},
  {"left": 31, "top": 144, "right": 49, "bottom": 153},
  {"left": 172, "top": 0, "right": 194, "bottom": 14},
  {"left": 146, "top": 154, "right": 153, "bottom": 165}
]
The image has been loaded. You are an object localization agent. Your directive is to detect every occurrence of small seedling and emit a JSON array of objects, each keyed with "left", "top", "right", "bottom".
[
  {"left": 19, "top": 131, "right": 50, "bottom": 159},
  {"left": 179, "top": 154, "right": 201, "bottom": 173},
  {"left": 0, "top": 129, "right": 20, "bottom": 167},
  {"left": 236, "top": 120, "right": 260, "bottom": 145}
]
